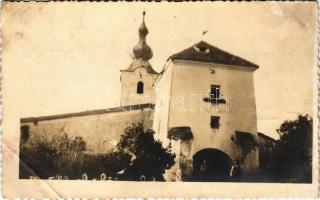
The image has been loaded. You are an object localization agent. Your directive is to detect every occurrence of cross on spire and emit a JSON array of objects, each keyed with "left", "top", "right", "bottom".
[{"left": 143, "top": 10, "right": 146, "bottom": 22}]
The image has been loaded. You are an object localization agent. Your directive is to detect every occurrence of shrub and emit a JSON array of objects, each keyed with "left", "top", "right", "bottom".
[
  {"left": 19, "top": 133, "right": 87, "bottom": 179},
  {"left": 20, "top": 135, "right": 58, "bottom": 178},
  {"left": 20, "top": 122, "right": 175, "bottom": 181},
  {"left": 116, "top": 122, "right": 176, "bottom": 181}
]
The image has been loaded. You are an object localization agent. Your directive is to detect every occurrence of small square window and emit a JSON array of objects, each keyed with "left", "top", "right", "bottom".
[
  {"left": 210, "top": 85, "right": 220, "bottom": 99},
  {"left": 203, "top": 85, "right": 226, "bottom": 104},
  {"left": 210, "top": 116, "right": 220, "bottom": 129}
]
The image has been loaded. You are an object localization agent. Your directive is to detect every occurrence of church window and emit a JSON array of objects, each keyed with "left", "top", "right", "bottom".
[
  {"left": 137, "top": 81, "right": 144, "bottom": 94},
  {"left": 210, "top": 116, "right": 220, "bottom": 129},
  {"left": 210, "top": 85, "right": 220, "bottom": 99}
]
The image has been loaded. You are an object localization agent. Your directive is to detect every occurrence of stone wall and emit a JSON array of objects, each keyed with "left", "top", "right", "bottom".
[{"left": 21, "top": 104, "right": 154, "bottom": 154}]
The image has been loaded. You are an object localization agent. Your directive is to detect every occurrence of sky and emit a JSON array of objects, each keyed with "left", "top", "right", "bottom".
[{"left": 2, "top": 2, "right": 317, "bottom": 139}]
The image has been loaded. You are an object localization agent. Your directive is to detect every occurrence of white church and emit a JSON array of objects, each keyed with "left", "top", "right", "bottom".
[{"left": 20, "top": 12, "right": 260, "bottom": 181}]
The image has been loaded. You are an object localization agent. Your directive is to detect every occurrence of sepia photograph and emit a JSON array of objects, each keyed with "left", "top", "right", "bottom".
[{"left": 1, "top": 1, "right": 318, "bottom": 198}]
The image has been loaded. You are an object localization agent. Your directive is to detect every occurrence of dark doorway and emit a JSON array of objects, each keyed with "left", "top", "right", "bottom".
[{"left": 193, "top": 148, "right": 232, "bottom": 182}]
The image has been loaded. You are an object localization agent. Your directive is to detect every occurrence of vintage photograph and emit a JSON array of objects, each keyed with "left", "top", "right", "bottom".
[{"left": 1, "top": 1, "right": 318, "bottom": 198}]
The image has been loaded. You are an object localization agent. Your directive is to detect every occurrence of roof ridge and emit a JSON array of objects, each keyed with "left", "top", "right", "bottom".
[
  {"left": 169, "top": 41, "right": 259, "bottom": 69},
  {"left": 198, "top": 41, "right": 258, "bottom": 66},
  {"left": 20, "top": 103, "right": 155, "bottom": 123}
]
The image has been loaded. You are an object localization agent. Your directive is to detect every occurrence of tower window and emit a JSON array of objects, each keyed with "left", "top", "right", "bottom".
[
  {"left": 203, "top": 84, "right": 226, "bottom": 104},
  {"left": 210, "top": 85, "right": 220, "bottom": 99},
  {"left": 210, "top": 116, "right": 220, "bottom": 129},
  {"left": 137, "top": 81, "right": 144, "bottom": 94}
]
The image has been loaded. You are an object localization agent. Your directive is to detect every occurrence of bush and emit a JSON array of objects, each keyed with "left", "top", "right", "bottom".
[
  {"left": 20, "top": 135, "right": 57, "bottom": 178},
  {"left": 20, "top": 122, "right": 175, "bottom": 181},
  {"left": 20, "top": 133, "right": 87, "bottom": 179},
  {"left": 116, "top": 122, "right": 176, "bottom": 181}
]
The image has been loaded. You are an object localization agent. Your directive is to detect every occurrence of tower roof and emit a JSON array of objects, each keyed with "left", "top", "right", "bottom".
[
  {"left": 169, "top": 41, "right": 259, "bottom": 69},
  {"left": 121, "top": 11, "right": 158, "bottom": 75}
]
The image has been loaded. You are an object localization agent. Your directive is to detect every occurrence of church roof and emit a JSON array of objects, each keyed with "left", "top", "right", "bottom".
[
  {"left": 121, "top": 59, "right": 158, "bottom": 74},
  {"left": 121, "top": 11, "right": 159, "bottom": 75},
  {"left": 169, "top": 41, "right": 259, "bottom": 69}
]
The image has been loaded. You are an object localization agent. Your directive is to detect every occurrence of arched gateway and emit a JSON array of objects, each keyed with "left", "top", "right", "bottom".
[{"left": 192, "top": 149, "right": 233, "bottom": 182}]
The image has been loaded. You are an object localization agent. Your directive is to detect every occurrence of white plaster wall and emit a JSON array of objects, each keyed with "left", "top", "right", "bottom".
[
  {"left": 168, "top": 60, "right": 259, "bottom": 171},
  {"left": 21, "top": 109, "right": 154, "bottom": 154},
  {"left": 153, "top": 61, "right": 184, "bottom": 180},
  {"left": 120, "top": 68, "right": 159, "bottom": 106},
  {"left": 153, "top": 61, "right": 173, "bottom": 145}
]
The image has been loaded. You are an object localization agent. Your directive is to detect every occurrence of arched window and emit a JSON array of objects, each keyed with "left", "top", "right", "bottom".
[{"left": 137, "top": 81, "right": 144, "bottom": 94}]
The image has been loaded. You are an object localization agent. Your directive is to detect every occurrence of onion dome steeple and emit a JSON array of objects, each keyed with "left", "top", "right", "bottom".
[
  {"left": 138, "top": 11, "right": 149, "bottom": 37},
  {"left": 121, "top": 11, "right": 158, "bottom": 74},
  {"left": 133, "top": 11, "right": 153, "bottom": 61}
]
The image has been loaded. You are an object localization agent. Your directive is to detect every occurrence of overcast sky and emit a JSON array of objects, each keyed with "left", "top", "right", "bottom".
[{"left": 2, "top": 2, "right": 317, "bottom": 139}]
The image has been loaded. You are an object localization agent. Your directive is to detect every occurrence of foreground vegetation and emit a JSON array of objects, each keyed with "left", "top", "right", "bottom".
[
  {"left": 260, "top": 114, "right": 312, "bottom": 183},
  {"left": 20, "top": 115, "right": 312, "bottom": 183},
  {"left": 20, "top": 122, "right": 175, "bottom": 180}
]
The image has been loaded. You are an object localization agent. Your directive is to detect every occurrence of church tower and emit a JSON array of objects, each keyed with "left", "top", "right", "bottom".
[{"left": 120, "top": 11, "right": 159, "bottom": 106}]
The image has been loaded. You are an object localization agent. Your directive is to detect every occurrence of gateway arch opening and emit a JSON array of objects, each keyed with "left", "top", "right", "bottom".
[{"left": 193, "top": 148, "right": 233, "bottom": 182}]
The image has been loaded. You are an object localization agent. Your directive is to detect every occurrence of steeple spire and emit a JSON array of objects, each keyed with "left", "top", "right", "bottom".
[
  {"left": 133, "top": 11, "right": 153, "bottom": 61},
  {"left": 121, "top": 11, "right": 158, "bottom": 75},
  {"left": 143, "top": 10, "right": 146, "bottom": 22}
]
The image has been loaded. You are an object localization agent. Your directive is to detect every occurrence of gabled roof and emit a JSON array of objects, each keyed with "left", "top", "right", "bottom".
[{"left": 169, "top": 41, "right": 259, "bottom": 69}]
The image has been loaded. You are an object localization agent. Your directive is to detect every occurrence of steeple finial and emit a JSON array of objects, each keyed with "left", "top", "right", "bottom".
[{"left": 143, "top": 10, "right": 146, "bottom": 22}]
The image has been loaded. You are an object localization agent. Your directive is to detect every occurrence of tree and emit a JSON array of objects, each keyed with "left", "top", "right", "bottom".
[
  {"left": 115, "top": 122, "right": 175, "bottom": 181},
  {"left": 272, "top": 114, "right": 312, "bottom": 183}
]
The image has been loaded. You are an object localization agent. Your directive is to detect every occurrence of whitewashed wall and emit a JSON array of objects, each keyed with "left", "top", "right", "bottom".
[
  {"left": 120, "top": 68, "right": 159, "bottom": 106},
  {"left": 153, "top": 59, "right": 259, "bottom": 176},
  {"left": 21, "top": 107, "right": 154, "bottom": 154}
]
